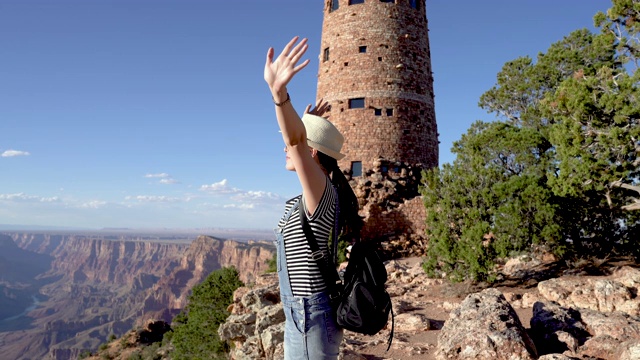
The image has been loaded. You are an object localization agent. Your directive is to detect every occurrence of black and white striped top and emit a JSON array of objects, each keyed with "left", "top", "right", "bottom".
[{"left": 278, "top": 177, "right": 336, "bottom": 297}]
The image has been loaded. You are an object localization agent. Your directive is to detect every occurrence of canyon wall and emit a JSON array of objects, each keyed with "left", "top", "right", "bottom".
[{"left": 0, "top": 233, "right": 275, "bottom": 360}]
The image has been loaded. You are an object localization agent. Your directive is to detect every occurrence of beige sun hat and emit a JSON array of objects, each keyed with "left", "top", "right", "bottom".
[{"left": 302, "top": 114, "right": 345, "bottom": 160}]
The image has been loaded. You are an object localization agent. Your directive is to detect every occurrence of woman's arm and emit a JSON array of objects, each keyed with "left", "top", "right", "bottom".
[{"left": 264, "top": 36, "right": 327, "bottom": 216}]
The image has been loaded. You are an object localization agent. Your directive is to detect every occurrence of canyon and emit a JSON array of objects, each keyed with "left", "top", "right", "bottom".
[{"left": 0, "top": 231, "right": 275, "bottom": 360}]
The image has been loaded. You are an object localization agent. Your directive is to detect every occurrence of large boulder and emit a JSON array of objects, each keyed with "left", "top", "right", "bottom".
[
  {"left": 537, "top": 267, "right": 640, "bottom": 317},
  {"left": 435, "top": 288, "right": 537, "bottom": 359}
]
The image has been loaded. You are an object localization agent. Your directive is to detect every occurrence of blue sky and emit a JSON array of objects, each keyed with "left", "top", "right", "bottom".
[{"left": 0, "top": 0, "right": 613, "bottom": 230}]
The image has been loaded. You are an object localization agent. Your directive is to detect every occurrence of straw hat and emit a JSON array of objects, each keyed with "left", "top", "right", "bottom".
[{"left": 302, "top": 114, "right": 345, "bottom": 160}]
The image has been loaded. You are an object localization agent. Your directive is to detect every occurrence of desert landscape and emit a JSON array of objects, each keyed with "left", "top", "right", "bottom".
[{"left": 0, "top": 231, "right": 275, "bottom": 360}]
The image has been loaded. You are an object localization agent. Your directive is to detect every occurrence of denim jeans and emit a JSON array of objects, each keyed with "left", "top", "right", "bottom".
[{"left": 274, "top": 198, "right": 343, "bottom": 360}]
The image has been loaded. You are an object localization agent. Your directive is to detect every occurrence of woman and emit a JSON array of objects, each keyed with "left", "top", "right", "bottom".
[{"left": 264, "top": 36, "right": 362, "bottom": 359}]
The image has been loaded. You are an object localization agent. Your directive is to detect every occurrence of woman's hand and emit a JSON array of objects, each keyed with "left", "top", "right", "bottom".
[
  {"left": 264, "top": 36, "right": 310, "bottom": 95},
  {"left": 304, "top": 98, "right": 331, "bottom": 118}
]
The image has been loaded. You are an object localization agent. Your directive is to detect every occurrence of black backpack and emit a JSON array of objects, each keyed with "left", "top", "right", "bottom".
[
  {"left": 301, "top": 213, "right": 394, "bottom": 350},
  {"left": 336, "top": 242, "right": 393, "bottom": 337}
]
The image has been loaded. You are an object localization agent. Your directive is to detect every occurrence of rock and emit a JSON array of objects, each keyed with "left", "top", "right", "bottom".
[
  {"left": 615, "top": 339, "right": 640, "bottom": 360},
  {"left": 230, "top": 335, "right": 263, "bottom": 360},
  {"left": 394, "top": 313, "right": 431, "bottom": 332},
  {"left": 260, "top": 322, "right": 284, "bottom": 360},
  {"left": 578, "top": 307, "right": 640, "bottom": 341},
  {"left": 435, "top": 288, "right": 537, "bottom": 359},
  {"left": 537, "top": 354, "right": 579, "bottom": 360},
  {"left": 522, "top": 292, "right": 542, "bottom": 308},
  {"left": 241, "top": 285, "right": 280, "bottom": 312},
  {"left": 502, "top": 254, "right": 542, "bottom": 278},
  {"left": 255, "top": 305, "right": 285, "bottom": 334},
  {"left": 579, "top": 334, "right": 622, "bottom": 359},
  {"left": 529, "top": 301, "right": 590, "bottom": 355},
  {"left": 216, "top": 259, "right": 640, "bottom": 360},
  {"left": 218, "top": 313, "right": 257, "bottom": 342},
  {"left": 538, "top": 276, "right": 638, "bottom": 316}
]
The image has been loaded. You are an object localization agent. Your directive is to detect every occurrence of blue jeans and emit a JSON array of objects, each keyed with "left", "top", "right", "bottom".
[{"left": 274, "top": 198, "right": 343, "bottom": 360}]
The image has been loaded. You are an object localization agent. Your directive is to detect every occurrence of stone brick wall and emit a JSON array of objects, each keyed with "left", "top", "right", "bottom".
[
  {"left": 316, "top": 0, "right": 438, "bottom": 174},
  {"left": 316, "top": 0, "right": 437, "bottom": 244},
  {"left": 348, "top": 158, "right": 426, "bottom": 244}
]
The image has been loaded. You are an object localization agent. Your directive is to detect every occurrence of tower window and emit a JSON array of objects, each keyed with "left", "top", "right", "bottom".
[
  {"left": 358, "top": 46, "right": 367, "bottom": 53},
  {"left": 349, "top": 0, "right": 364, "bottom": 4},
  {"left": 374, "top": 108, "right": 382, "bottom": 116},
  {"left": 403, "top": 129, "right": 410, "bottom": 135},
  {"left": 409, "top": 0, "right": 419, "bottom": 9},
  {"left": 378, "top": 57, "right": 382, "bottom": 61},
  {"left": 386, "top": 108, "right": 394, "bottom": 116},
  {"left": 349, "top": 98, "right": 365, "bottom": 109},
  {"left": 323, "top": 48, "right": 330, "bottom": 62},
  {"left": 351, "top": 161, "right": 363, "bottom": 177},
  {"left": 330, "top": 0, "right": 339, "bottom": 11}
]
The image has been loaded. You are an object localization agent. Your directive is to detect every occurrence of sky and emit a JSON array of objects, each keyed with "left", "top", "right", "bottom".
[{"left": 0, "top": 0, "right": 614, "bottom": 231}]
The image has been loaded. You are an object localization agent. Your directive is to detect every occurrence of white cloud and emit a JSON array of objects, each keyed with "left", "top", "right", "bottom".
[
  {"left": 145, "top": 172, "right": 179, "bottom": 185},
  {"left": 200, "top": 179, "right": 239, "bottom": 194},
  {"left": 1, "top": 150, "right": 30, "bottom": 157},
  {"left": 145, "top": 173, "right": 170, "bottom": 178},
  {"left": 233, "top": 190, "right": 282, "bottom": 202},
  {"left": 224, "top": 203, "right": 256, "bottom": 209},
  {"left": 124, "top": 195, "right": 182, "bottom": 203},
  {"left": 200, "top": 180, "right": 284, "bottom": 210},
  {"left": 0, "top": 193, "right": 59, "bottom": 202},
  {"left": 159, "top": 178, "right": 180, "bottom": 185},
  {"left": 80, "top": 200, "right": 107, "bottom": 208}
]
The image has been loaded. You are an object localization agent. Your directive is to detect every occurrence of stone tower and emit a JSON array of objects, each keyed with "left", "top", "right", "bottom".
[
  {"left": 316, "top": 0, "right": 438, "bottom": 247},
  {"left": 316, "top": 0, "right": 438, "bottom": 176}
]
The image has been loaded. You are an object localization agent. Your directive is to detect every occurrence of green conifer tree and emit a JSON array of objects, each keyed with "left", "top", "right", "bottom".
[{"left": 170, "top": 266, "right": 244, "bottom": 360}]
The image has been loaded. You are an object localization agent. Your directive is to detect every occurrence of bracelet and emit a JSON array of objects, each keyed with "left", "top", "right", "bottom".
[{"left": 273, "top": 93, "right": 291, "bottom": 106}]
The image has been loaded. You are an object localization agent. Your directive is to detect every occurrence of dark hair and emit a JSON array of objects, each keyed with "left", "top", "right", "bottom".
[{"left": 317, "top": 151, "right": 363, "bottom": 242}]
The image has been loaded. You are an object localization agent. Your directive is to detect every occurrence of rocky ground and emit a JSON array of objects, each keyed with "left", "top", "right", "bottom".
[
  {"left": 86, "top": 254, "right": 640, "bottom": 360},
  {"left": 338, "top": 256, "right": 539, "bottom": 359},
  {"left": 221, "top": 255, "right": 640, "bottom": 360}
]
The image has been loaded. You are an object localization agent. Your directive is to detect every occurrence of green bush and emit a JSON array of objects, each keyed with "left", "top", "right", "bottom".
[
  {"left": 170, "top": 266, "right": 244, "bottom": 360},
  {"left": 127, "top": 353, "right": 143, "bottom": 360},
  {"left": 265, "top": 253, "right": 277, "bottom": 273}
]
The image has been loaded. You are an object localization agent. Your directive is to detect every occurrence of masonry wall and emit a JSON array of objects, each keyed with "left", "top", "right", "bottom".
[
  {"left": 317, "top": 0, "right": 438, "bottom": 175},
  {"left": 317, "top": 0, "right": 437, "bottom": 242},
  {"left": 348, "top": 158, "right": 427, "bottom": 242}
]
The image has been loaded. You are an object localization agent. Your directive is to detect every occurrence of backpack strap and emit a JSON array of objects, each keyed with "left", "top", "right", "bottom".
[
  {"left": 387, "top": 305, "right": 394, "bottom": 351},
  {"left": 300, "top": 186, "right": 342, "bottom": 297}
]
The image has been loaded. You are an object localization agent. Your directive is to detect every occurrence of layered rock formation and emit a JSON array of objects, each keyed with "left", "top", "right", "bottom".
[{"left": 0, "top": 233, "right": 274, "bottom": 360}]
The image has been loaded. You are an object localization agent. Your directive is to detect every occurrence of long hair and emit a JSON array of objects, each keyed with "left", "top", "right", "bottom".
[{"left": 317, "top": 151, "right": 363, "bottom": 242}]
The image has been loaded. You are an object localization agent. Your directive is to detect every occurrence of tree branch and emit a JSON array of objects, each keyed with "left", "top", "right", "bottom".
[
  {"left": 611, "top": 181, "right": 640, "bottom": 211},
  {"left": 611, "top": 181, "right": 640, "bottom": 194}
]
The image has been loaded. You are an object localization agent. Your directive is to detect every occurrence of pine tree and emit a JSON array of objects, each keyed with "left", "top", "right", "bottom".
[{"left": 170, "top": 266, "right": 244, "bottom": 360}]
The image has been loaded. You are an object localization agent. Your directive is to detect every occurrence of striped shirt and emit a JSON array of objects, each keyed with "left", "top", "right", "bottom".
[{"left": 278, "top": 177, "right": 336, "bottom": 297}]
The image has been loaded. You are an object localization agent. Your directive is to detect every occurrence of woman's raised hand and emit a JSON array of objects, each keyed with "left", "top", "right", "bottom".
[{"left": 264, "top": 36, "right": 310, "bottom": 94}]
